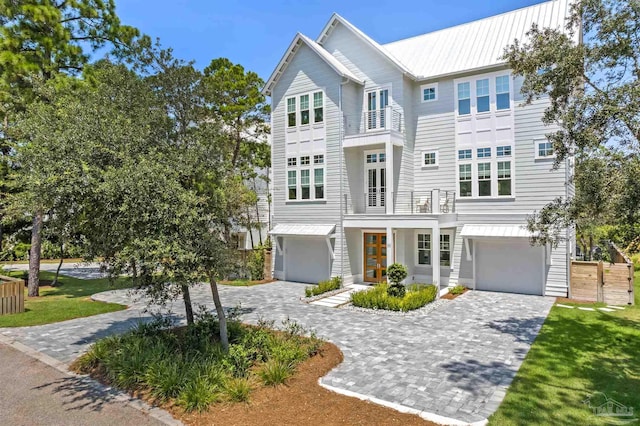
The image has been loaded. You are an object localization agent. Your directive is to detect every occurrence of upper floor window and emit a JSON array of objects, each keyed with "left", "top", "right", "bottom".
[
  {"left": 300, "top": 156, "right": 310, "bottom": 165},
  {"left": 314, "top": 154, "right": 324, "bottom": 164},
  {"left": 496, "top": 76, "right": 510, "bottom": 110},
  {"left": 287, "top": 98, "right": 296, "bottom": 127},
  {"left": 313, "top": 92, "right": 324, "bottom": 123},
  {"left": 477, "top": 147, "right": 491, "bottom": 158},
  {"left": 478, "top": 163, "right": 492, "bottom": 197},
  {"left": 476, "top": 79, "right": 490, "bottom": 113},
  {"left": 287, "top": 170, "right": 297, "bottom": 200},
  {"left": 422, "top": 151, "right": 438, "bottom": 167},
  {"left": 287, "top": 157, "right": 297, "bottom": 167},
  {"left": 536, "top": 140, "right": 554, "bottom": 158},
  {"left": 300, "top": 169, "right": 310, "bottom": 199},
  {"left": 286, "top": 154, "right": 326, "bottom": 201},
  {"left": 421, "top": 83, "right": 438, "bottom": 102},
  {"left": 458, "top": 82, "right": 471, "bottom": 115},
  {"left": 498, "top": 161, "right": 512, "bottom": 196},
  {"left": 458, "top": 149, "right": 472, "bottom": 160},
  {"left": 300, "top": 94, "right": 310, "bottom": 125},
  {"left": 497, "top": 146, "right": 512, "bottom": 157},
  {"left": 314, "top": 169, "right": 324, "bottom": 199},
  {"left": 459, "top": 164, "right": 472, "bottom": 197}
]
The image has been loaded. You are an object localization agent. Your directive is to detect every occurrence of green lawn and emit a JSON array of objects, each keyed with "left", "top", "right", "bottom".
[
  {"left": 218, "top": 278, "right": 274, "bottom": 287},
  {"left": 489, "top": 272, "right": 640, "bottom": 425},
  {"left": 0, "top": 271, "right": 136, "bottom": 327}
]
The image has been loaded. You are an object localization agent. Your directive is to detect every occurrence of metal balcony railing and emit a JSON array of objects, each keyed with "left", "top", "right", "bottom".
[
  {"left": 343, "top": 106, "right": 404, "bottom": 136},
  {"left": 343, "top": 190, "right": 456, "bottom": 215}
]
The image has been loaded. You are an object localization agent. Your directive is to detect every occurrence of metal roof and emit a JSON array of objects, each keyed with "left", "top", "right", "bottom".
[
  {"left": 269, "top": 223, "right": 336, "bottom": 237},
  {"left": 460, "top": 224, "right": 533, "bottom": 239},
  {"left": 383, "top": 0, "right": 573, "bottom": 80},
  {"left": 262, "top": 33, "right": 363, "bottom": 96}
]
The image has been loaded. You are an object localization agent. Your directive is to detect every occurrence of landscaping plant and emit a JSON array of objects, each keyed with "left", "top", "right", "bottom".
[
  {"left": 305, "top": 276, "right": 342, "bottom": 297},
  {"left": 448, "top": 285, "right": 467, "bottom": 295},
  {"left": 351, "top": 283, "right": 437, "bottom": 312},
  {"left": 386, "top": 263, "right": 408, "bottom": 298}
]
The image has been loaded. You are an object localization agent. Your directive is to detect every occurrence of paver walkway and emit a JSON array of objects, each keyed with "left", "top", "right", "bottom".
[
  {"left": 309, "top": 284, "right": 370, "bottom": 307},
  {"left": 0, "top": 281, "right": 554, "bottom": 424},
  {"left": 0, "top": 342, "right": 164, "bottom": 426}
]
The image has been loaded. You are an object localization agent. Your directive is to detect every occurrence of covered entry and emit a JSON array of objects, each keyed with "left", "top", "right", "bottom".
[
  {"left": 270, "top": 224, "right": 335, "bottom": 284},
  {"left": 461, "top": 225, "right": 545, "bottom": 296}
]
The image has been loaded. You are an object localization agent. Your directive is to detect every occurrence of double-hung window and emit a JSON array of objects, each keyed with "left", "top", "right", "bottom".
[
  {"left": 496, "top": 75, "right": 510, "bottom": 110},
  {"left": 498, "top": 161, "right": 512, "bottom": 196},
  {"left": 300, "top": 94, "right": 310, "bottom": 125},
  {"left": 440, "top": 234, "right": 451, "bottom": 266},
  {"left": 287, "top": 170, "right": 297, "bottom": 200},
  {"left": 459, "top": 164, "right": 472, "bottom": 197},
  {"left": 478, "top": 163, "right": 491, "bottom": 197},
  {"left": 476, "top": 79, "right": 490, "bottom": 113},
  {"left": 417, "top": 234, "right": 431, "bottom": 265},
  {"left": 458, "top": 82, "right": 471, "bottom": 115},
  {"left": 314, "top": 169, "right": 324, "bottom": 199},
  {"left": 300, "top": 169, "right": 310, "bottom": 199},
  {"left": 287, "top": 98, "right": 296, "bottom": 127},
  {"left": 287, "top": 155, "right": 325, "bottom": 201},
  {"left": 313, "top": 92, "right": 323, "bottom": 123}
]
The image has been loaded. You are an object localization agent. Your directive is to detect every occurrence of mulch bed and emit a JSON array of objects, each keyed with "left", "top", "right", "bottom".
[
  {"left": 172, "top": 342, "right": 438, "bottom": 426},
  {"left": 441, "top": 288, "right": 468, "bottom": 300}
]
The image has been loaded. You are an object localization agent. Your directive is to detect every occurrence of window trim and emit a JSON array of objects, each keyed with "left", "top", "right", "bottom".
[
  {"left": 534, "top": 139, "right": 555, "bottom": 160},
  {"left": 421, "top": 150, "right": 439, "bottom": 168},
  {"left": 420, "top": 83, "right": 438, "bottom": 103},
  {"left": 455, "top": 72, "right": 512, "bottom": 116},
  {"left": 286, "top": 97, "right": 296, "bottom": 127},
  {"left": 456, "top": 144, "right": 515, "bottom": 199},
  {"left": 286, "top": 154, "right": 326, "bottom": 202},
  {"left": 414, "top": 230, "right": 455, "bottom": 269},
  {"left": 285, "top": 90, "right": 326, "bottom": 128}
]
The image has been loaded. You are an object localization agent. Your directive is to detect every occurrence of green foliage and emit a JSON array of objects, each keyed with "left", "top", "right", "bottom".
[
  {"left": 73, "top": 316, "right": 322, "bottom": 412},
  {"left": 247, "top": 248, "right": 265, "bottom": 281},
  {"left": 305, "top": 276, "right": 342, "bottom": 297},
  {"left": 449, "top": 285, "right": 467, "bottom": 295},
  {"left": 351, "top": 283, "right": 437, "bottom": 312},
  {"left": 387, "top": 263, "right": 408, "bottom": 285}
]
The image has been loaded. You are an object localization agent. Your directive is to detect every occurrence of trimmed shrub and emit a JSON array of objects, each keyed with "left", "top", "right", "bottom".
[
  {"left": 449, "top": 285, "right": 467, "bottom": 295},
  {"left": 305, "top": 276, "right": 342, "bottom": 297},
  {"left": 386, "top": 263, "right": 408, "bottom": 298},
  {"left": 351, "top": 283, "right": 437, "bottom": 312}
]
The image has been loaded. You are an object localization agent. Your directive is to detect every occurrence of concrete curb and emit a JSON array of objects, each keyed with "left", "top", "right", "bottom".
[
  {"left": 318, "top": 379, "right": 488, "bottom": 426},
  {"left": 0, "top": 334, "right": 182, "bottom": 426}
]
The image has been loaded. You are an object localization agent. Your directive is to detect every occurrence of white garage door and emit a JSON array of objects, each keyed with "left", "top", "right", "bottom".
[
  {"left": 476, "top": 239, "right": 544, "bottom": 295},
  {"left": 285, "top": 237, "right": 330, "bottom": 284}
]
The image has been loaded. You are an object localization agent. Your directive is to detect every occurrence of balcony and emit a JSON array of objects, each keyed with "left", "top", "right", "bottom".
[
  {"left": 344, "top": 190, "right": 456, "bottom": 215},
  {"left": 343, "top": 107, "right": 405, "bottom": 148}
]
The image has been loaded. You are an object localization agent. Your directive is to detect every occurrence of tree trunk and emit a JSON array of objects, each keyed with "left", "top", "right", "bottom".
[
  {"left": 51, "top": 242, "right": 64, "bottom": 287},
  {"left": 181, "top": 283, "right": 195, "bottom": 325},
  {"left": 253, "top": 177, "right": 263, "bottom": 246},
  {"left": 28, "top": 211, "right": 43, "bottom": 297},
  {"left": 208, "top": 272, "right": 228, "bottom": 351}
]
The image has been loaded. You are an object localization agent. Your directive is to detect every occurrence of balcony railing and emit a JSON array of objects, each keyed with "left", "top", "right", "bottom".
[
  {"left": 344, "top": 106, "right": 404, "bottom": 136},
  {"left": 344, "top": 190, "right": 456, "bottom": 215}
]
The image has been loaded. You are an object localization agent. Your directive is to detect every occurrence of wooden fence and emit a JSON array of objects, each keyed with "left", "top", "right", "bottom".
[
  {"left": 570, "top": 247, "right": 634, "bottom": 305},
  {"left": 0, "top": 275, "right": 25, "bottom": 315}
]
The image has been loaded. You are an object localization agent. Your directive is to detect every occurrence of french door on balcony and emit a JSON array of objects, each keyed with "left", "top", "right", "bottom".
[
  {"left": 365, "top": 150, "right": 386, "bottom": 210},
  {"left": 364, "top": 233, "right": 387, "bottom": 283},
  {"left": 366, "top": 88, "right": 389, "bottom": 131}
]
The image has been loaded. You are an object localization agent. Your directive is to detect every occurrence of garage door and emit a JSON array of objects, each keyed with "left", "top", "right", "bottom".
[
  {"left": 285, "top": 237, "right": 330, "bottom": 284},
  {"left": 476, "top": 239, "right": 544, "bottom": 295}
]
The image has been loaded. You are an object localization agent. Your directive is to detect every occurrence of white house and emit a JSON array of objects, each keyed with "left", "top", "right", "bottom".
[{"left": 264, "top": 0, "right": 576, "bottom": 297}]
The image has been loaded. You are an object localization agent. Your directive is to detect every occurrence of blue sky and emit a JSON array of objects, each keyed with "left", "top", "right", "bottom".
[{"left": 115, "top": 0, "right": 547, "bottom": 80}]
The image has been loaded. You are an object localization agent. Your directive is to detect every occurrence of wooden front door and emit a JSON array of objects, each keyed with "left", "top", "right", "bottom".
[{"left": 364, "top": 233, "right": 387, "bottom": 283}]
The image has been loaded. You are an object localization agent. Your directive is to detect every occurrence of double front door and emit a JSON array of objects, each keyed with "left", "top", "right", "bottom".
[{"left": 364, "top": 233, "right": 387, "bottom": 283}]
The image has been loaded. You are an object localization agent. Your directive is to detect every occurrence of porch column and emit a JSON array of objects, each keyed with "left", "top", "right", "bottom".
[
  {"left": 385, "top": 141, "right": 394, "bottom": 214},
  {"left": 386, "top": 225, "right": 394, "bottom": 266},
  {"left": 432, "top": 226, "right": 440, "bottom": 288}
]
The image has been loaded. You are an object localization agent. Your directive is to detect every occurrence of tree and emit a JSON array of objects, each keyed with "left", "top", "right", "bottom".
[
  {"left": 503, "top": 0, "right": 640, "bottom": 247},
  {"left": 0, "top": 0, "right": 138, "bottom": 296}
]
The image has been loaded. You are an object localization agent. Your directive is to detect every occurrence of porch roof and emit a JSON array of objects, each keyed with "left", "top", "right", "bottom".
[
  {"left": 269, "top": 223, "right": 335, "bottom": 237},
  {"left": 460, "top": 224, "right": 532, "bottom": 239}
]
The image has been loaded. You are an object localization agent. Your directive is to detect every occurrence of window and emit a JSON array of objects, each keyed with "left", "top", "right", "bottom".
[
  {"left": 300, "top": 94, "right": 309, "bottom": 125},
  {"left": 300, "top": 169, "right": 310, "bottom": 199},
  {"left": 366, "top": 153, "right": 377, "bottom": 163},
  {"left": 300, "top": 156, "right": 310, "bottom": 165},
  {"left": 498, "top": 161, "right": 512, "bottom": 196},
  {"left": 378, "top": 153, "right": 386, "bottom": 163},
  {"left": 423, "top": 151, "right": 438, "bottom": 167},
  {"left": 314, "top": 168, "right": 324, "bottom": 199},
  {"left": 496, "top": 75, "right": 510, "bottom": 110},
  {"left": 497, "top": 146, "right": 512, "bottom": 157},
  {"left": 440, "top": 234, "right": 451, "bottom": 266},
  {"left": 421, "top": 83, "right": 437, "bottom": 102},
  {"left": 287, "top": 170, "right": 297, "bottom": 200},
  {"left": 478, "top": 163, "right": 491, "bottom": 197},
  {"left": 313, "top": 92, "right": 323, "bottom": 123},
  {"left": 537, "top": 140, "right": 554, "bottom": 158},
  {"left": 477, "top": 147, "right": 491, "bottom": 158},
  {"left": 476, "top": 78, "right": 490, "bottom": 113},
  {"left": 314, "top": 154, "right": 324, "bottom": 164},
  {"left": 458, "top": 82, "right": 471, "bottom": 115},
  {"left": 287, "top": 157, "right": 297, "bottom": 167},
  {"left": 459, "top": 164, "right": 472, "bottom": 197},
  {"left": 417, "top": 234, "right": 431, "bottom": 265},
  {"left": 458, "top": 149, "right": 472, "bottom": 160},
  {"left": 287, "top": 97, "right": 296, "bottom": 127}
]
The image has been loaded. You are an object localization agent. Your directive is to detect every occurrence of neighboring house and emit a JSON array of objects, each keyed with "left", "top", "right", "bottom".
[{"left": 264, "top": 0, "right": 576, "bottom": 297}]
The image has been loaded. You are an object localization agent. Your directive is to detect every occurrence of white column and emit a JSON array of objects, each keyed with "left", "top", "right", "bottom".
[
  {"left": 432, "top": 226, "right": 440, "bottom": 289},
  {"left": 386, "top": 225, "right": 394, "bottom": 267},
  {"left": 385, "top": 141, "right": 394, "bottom": 214},
  {"left": 431, "top": 189, "right": 440, "bottom": 213}
]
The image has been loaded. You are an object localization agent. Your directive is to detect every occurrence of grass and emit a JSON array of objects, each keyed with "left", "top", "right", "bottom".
[
  {"left": 305, "top": 276, "right": 342, "bottom": 298},
  {"left": 0, "top": 270, "right": 135, "bottom": 327},
  {"left": 350, "top": 283, "right": 437, "bottom": 312},
  {"left": 72, "top": 315, "right": 323, "bottom": 412},
  {"left": 0, "top": 258, "right": 85, "bottom": 265},
  {"left": 219, "top": 279, "right": 275, "bottom": 287},
  {"left": 489, "top": 272, "right": 640, "bottom": 425}
]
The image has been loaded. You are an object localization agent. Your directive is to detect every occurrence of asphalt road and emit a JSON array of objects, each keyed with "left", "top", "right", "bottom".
[{"left": 0, "top": 343, "right": 164, "bottom": 426}]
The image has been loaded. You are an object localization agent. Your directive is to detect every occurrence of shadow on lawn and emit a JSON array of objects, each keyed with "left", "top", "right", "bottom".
[{"left": 487, "top": 310, "right": 640, "bottom": 425}]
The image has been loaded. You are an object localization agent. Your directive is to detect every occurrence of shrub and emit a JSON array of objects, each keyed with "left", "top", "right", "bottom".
[
  {"left": 305, "top": 276, "right": 342, "bottom": 297},
  {"left": 449, "top": 285, "right": 467, "bottom": 295},
  {"left": 145, "top": 358, "right": 186, "bottom": 401},
  {"left": 247, "top": 248, "right": 266, "bottom": 280},
  {"left": 224, "top": 377, "right": 252, "bottom": 402},
  {"left": 351, "top": 283, "right": 437, "bottom": 312},
  {"left": 258, "top": 359, "right": 292, "bottom": 386},
  {"left": 177, "top": 375, "right": 221, "bottom": 412},
  {"left": 386, "top": 263, "right": 408, "bottom": 298}
]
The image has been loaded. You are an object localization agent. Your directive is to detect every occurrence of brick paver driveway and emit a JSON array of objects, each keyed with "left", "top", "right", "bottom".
[{"left": 0, "top": 281, "right": 554, "bottom": 424}]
